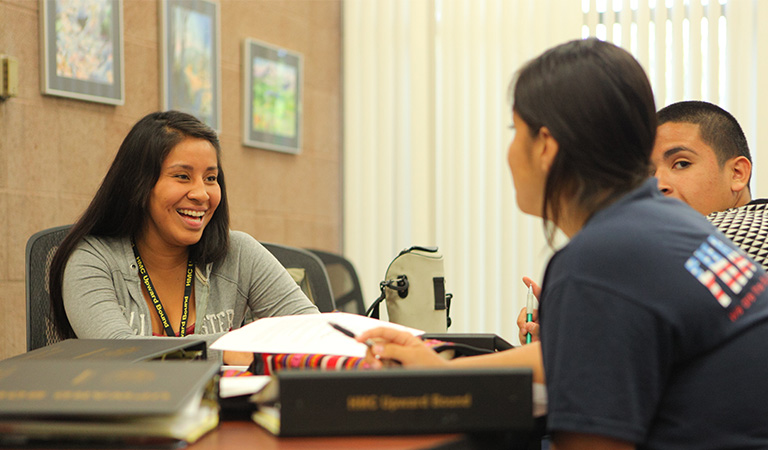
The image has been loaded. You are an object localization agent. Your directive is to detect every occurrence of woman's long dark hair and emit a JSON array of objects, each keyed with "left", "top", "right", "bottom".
[
  {"left": 511, "top": 38, "right": 657, "bottom": 245},
  {"left": 49, "top": 111, "right": 230, "bottom": 339}
]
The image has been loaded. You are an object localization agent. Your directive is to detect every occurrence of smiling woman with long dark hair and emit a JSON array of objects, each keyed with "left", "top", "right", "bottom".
[{"left": 49, "top": 111, "right": 318, "bottom": 364}]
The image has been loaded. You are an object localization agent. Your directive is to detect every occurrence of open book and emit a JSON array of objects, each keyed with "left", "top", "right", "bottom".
[{"left": 0, "top": 359, "right": 219, "bottom": 446}]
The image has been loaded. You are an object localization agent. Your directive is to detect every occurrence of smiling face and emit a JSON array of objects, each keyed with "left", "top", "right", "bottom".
[
  {"left": 141, "top": 137, "right": 221, "bottom": 252},
  {"left": 651, "top": 122, "right": 742, "bottom": 216}
]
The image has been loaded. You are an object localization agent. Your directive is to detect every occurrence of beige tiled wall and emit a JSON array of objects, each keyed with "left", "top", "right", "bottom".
[{"left": 0, "top": 0, "right": 342, "bottom": 359}]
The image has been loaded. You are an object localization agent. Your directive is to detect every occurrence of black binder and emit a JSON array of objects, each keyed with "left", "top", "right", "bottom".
[
  {"left": 0, "top": 359, "right": 219, "bottom": 445},
  {"left": 422, "top": 332, "right": 514, "bottom": 352},
  {"left": 254, "top": 367, "right": 533, "bottom": 437},
  {"left": 6, "top": 338, "right": 207, "bottom": 362}
]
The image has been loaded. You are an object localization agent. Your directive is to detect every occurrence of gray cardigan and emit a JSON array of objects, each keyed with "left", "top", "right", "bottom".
[{"left": 62, "top": 230, "right": 319, "bottom": 358}]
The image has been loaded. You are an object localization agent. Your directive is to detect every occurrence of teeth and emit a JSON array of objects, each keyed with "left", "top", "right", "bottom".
[{"left": 178, "top": 209, "right": 205, "bottom": 218}]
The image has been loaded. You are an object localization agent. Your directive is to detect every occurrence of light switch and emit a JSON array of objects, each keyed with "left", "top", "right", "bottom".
[{"left": 0, "top": 55, "right": 19, "bottom": 100}]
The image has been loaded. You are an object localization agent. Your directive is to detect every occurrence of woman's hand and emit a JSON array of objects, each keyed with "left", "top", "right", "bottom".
[
  {"left": 517, "top": 276, "right": 541, "bottom": 344},
  {"left": 360, "top": 327, "right": 547, "bottom": 384},
  {"left": 356, "top": 327, "right": 450, "bottom": 369}
]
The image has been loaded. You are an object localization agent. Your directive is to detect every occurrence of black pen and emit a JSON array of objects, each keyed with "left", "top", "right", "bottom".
[{"left": 328, "top": 322, "right": 376, "bottom": 349}]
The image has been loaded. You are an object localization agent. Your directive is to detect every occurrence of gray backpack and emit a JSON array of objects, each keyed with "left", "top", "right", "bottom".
[{"left": 366, "top": 246, "right": 452, "bottom": 333}]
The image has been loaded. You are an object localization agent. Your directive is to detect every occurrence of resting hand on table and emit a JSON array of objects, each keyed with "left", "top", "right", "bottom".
[
  {"left": 356, "top": 327, "right": 450, "bottom": 370},
  {"left": 517, "top": 276, "right": 541, "bottom": 345}
]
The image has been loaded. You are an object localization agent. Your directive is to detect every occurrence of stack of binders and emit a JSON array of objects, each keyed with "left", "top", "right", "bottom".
[{"left": 0, "top": 339, "right": 219, "bottom": 446}]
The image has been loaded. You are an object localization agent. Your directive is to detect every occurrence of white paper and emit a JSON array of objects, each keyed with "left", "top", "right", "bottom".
[
  {"left": 210, "top": 312, "right": 424, "bottom": 357},
  {"left": 220, "top": 365, "right": 250, "bottom": 373},
  {"left": 219, "top": 375, "right": 272, "bottom": 398}
]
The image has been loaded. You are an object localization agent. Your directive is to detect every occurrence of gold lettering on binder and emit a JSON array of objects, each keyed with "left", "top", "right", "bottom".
[
  {"left": 0, "top": 390, "right": 47, "bottom": 400},
  {"left": 430, "top": 393, "right": 472, "bottom": 408},
  {"left": 379, "top": 394, "right": 430, "bottom": 411},
  {"left": 71, "top": 369, "right": 95, "bottom": 385},
  {"left": 347, "top": 394, "right": 378, "bottom": 411}
]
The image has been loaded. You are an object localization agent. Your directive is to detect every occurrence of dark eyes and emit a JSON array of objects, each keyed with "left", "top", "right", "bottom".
[
  {"left": 672, "top": 161, "right": 692, "bottom": 169},
  {"left": 172, "top": 174, "right": 218, "bottom": 182}
]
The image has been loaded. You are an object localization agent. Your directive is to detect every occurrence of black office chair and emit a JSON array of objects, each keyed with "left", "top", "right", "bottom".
[
  {"left": 306, "top": 249, "right": 366, "bottom": 315},
  {"left": 25, "top": 224, "right": 72, "bottom": 351},
  {"left": 261, "top": 242, "right": 336, "bottom": 313}
]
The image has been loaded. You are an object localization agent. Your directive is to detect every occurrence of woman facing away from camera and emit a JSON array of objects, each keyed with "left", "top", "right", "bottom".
[
  {"left": 358, "top": 39, "right": 768, "bottom": 449},
  {"left": 49, "top": 111, "right": 318, "bottom": 364}
]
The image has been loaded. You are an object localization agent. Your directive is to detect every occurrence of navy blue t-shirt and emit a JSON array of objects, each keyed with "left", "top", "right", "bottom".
[{"left": 540, "top": 178, "right": 768, "bottom": 449}]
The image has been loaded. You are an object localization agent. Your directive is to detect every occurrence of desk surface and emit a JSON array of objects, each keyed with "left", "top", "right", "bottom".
[
  {"left": 190, "top": 421, "right": 463, "bottom": 450},
  {"left": 0, "top": 419, "right": 535, "bottom": 450}
]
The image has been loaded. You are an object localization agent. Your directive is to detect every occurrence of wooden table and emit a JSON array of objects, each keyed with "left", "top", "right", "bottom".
[
  {"left": 189, "top": 420, "right": 463, "bottom": 450},
  {"left": 0, "top": 419, "right": 534, "bottom": 450}
]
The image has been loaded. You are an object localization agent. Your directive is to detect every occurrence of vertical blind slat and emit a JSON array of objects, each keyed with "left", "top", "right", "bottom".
[
  {"left": 670, "top": 0, "right": 685, "bottom": 104},
  {"left": 653, "top": 0, "right": 668, "bottom": 106},
  {"left": 605, "top": 1, "right": 616, "bottom": 42},
  {"left": 620, "top": 0, "right": 633, "bottom": 51},
  {"left": 587, "top": 0, "right": 599, "bottom": 36},
  {"left": 688, "top": 0, "right": 703, "bottom": 100},
  {"left": 707, "top": 0, "right": 720, "bottom": 103},
  {"left": 636, "top": 1, "right": 651, "bottom": 72}
]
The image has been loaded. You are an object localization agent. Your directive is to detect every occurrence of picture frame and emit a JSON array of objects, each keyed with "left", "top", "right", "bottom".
[
  {"left": 160, "top": 0, "right": 221, "bottom": 132},
  {"left": 39, "top": 0, "right": 125, "bottom": 105},
  {"left": 243, "top": 38, "right": 303, "bottom": 154}
]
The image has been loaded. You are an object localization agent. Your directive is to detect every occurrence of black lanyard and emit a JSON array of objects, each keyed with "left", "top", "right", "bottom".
[{"left": 132, "top": 243, "right": 194, "bottom": 337}]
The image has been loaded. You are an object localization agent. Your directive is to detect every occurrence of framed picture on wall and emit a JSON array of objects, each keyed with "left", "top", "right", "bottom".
[
  {"left": 39, "top": 0, "right": 125, "bottom": 105},
  {"left": 243, "top": 38, "right": 303, "bottom": 154},
  {"left": 160, "top": 0, "right": 221, "bottom": 131}
]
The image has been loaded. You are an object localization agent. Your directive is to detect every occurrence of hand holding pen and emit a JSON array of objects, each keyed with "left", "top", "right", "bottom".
[
  {"left": 329, "top": 322, "right": 448, "bottom": 369},
  {"left": 517, "top": 277, "right": 540, "bottom": 345},
  {"left": 329, "top": 322, "right": 377, "bottom": 350}
]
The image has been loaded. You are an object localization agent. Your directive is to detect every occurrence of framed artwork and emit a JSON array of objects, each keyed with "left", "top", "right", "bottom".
[
  {"left": 243, "top": 38, "right": 303, "bottom": 154},
  {"left": 39, "top": 0, "right": 124, "bottom": 105},
  {"left": 160, "top": 0, "right": 221, "bottom": 131}
]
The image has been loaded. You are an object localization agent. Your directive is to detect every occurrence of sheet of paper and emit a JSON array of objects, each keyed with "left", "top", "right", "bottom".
[
  {"left": 210, "top": 312, "right": 423, "bottom": 357},
  {"left": 219, "top": 375, "right": 271, "bottom": 398},
  {"left": 220, "top": 365, "right": 250, "bottom": 373}
]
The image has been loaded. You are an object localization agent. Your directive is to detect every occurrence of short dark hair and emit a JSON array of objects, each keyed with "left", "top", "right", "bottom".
[
  {"left": 511, "top": 38, "right": 657, "bottom": 244},
  {"left": 657, "top": 100, "right": 751, "bottom": 166},
  {"left": 49, "top": 111, "right": 230, "bottom": 339}
]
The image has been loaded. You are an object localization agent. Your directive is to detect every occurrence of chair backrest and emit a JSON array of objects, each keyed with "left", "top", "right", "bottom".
[
  {"left": 306, "top": 249, "right": 366, "bottom": 315},
  {"left": 26, "top": 224, "right": 72, "bottom": 351},
  {"left": 261, "top": 242, "right": 336, "bottom": 313}
]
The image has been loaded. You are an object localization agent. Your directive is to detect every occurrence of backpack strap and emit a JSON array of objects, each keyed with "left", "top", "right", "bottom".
[{"left": 365, "top": 276, "right": 409, "bottom": 319}]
